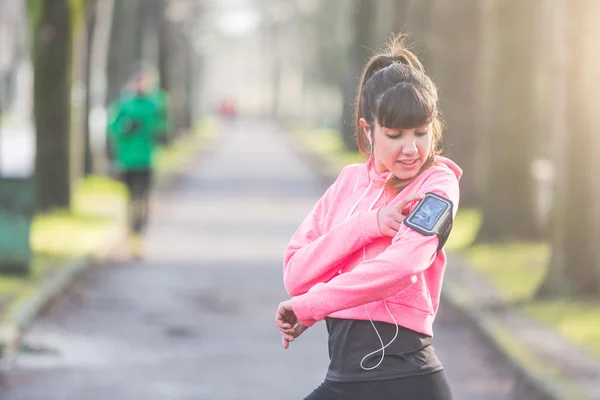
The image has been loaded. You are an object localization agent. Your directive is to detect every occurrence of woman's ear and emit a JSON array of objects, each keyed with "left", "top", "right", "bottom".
[{"left": 359, "top": 118, "right": 371, "bottom": 142}]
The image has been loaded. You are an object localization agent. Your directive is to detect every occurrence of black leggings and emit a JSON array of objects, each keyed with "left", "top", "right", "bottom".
[
  {"left": 304, "top": 371, "right": 452, "bottom": 400},
  {"left": 122, "top": 170, "right": 152, "bottom": 234}
]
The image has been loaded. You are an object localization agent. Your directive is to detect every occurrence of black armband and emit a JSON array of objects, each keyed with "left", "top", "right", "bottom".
[{"left": 403, "top": 192, "right": 454, "bottom": 253}]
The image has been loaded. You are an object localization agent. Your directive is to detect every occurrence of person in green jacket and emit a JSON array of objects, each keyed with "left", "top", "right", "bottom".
[{"left": 107, "top": 63, "right": 169, "bottom": 258}]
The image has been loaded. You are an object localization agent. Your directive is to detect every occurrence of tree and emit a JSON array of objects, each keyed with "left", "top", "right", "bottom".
[
  {"left": 476, "top": 0, "right": 540, "bottom": 241},
  {"left": 30, "top": 0, "right": 73, "bottom": 210},
  {"left": 296, "top": 0, "right": 351, "bottom": 127},
  {"left": 339, "top": 0, "right": 378, "bottom": 151},
  {"left": 156, "top": 0, "right": 169, "bottom": 92},
  {"left": 106, "top": 0, "right": 143, "bottom": 106},
  {"left": 392, "top": 0, "right": 410, "bottom": 33},
  {"left": 105, "top": 0, "right": 144, "bottom": 163},
  {"left": 426, "top": 0, "right": 484, "bottom": 206},
  {"left": 536, "top": 0, "right": 600, "bottom": 297},
  {"left": 159, "top": 2, "right": 195, "bottom": 137},
  {"left": 82, "top": 0, "right": 98, "bottom": 175},
  {"left": 401, "top": 0, "right": 435, "bottom": 72}
]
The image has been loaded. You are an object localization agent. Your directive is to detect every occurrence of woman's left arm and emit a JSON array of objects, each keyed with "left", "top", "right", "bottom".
[{"left": 290, "top": 171, "right": 459, "bottom": 327}]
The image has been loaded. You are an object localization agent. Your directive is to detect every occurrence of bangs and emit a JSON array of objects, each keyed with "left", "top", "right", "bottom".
[{"left": 376, "top": 83, "right": 436, "bottom": 130}]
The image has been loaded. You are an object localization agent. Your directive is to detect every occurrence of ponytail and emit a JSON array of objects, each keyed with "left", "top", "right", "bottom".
[
  {"left": 353, "top": 33, "right": 444, "bottom": 193},
  {"left": 355, "top": 34, "right": 424, "bottom": 154}
]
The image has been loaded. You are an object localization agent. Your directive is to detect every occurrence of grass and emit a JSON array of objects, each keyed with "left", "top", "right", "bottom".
[
  {"left": 444, "top": 208, "right": 482, "bottom": 252},
  {"left": 465, "top": 241, "right": 549, "bottom": 302},
  {"left": 290, "top": 124, "right": 600, "bottom": 363},
  {"left": 0, "top": 174, "right": 127, "bottom": 321},
  {"left": 524, "top": 300, "right": 600, "bottom": 360},
  {"left": 0, "top": 118, "right": 216, "bottom": 320},
  {"left": 448, "top": 209, "right": 600, "bottom": 361}
]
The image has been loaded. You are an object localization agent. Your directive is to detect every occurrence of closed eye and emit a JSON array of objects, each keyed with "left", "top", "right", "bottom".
[{"left": 386, "top": 130, "right": 428, "bottom": 139}]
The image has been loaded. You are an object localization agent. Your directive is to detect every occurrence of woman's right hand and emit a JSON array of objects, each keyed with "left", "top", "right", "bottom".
[
  {"left": 280, "top": 323, "right": 308, "bottom": 349},
  {"left": 377, "top": 193, "right": 424, "bottom": 238},
  {"left": 275, "top": 300, "right": 310, "bottom": 349}
]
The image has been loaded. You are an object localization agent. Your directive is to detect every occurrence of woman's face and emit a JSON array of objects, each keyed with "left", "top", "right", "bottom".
[
  {"left": 363, "top": 119, "right": 433, "bottom": 180},
  {"left": 130, "top": 74, "right": 147, "bottom": 93}
]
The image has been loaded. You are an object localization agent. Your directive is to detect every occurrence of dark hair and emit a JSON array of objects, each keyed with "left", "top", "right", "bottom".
[{"left": 355, "top": 34, "right": 443, "bottom": 192}]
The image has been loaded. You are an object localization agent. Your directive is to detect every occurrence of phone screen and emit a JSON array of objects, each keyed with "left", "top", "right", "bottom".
[{"left": 408, "top": 196, "right": 449, "bottom": 231}]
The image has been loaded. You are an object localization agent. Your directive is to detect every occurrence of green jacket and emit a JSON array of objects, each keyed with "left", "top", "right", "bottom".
[
  {"left": 107, "top": 90, "right": 169, "bottom": 171},
  {"left": 148, "top": 89, "right": 170, "bottom": 136}
]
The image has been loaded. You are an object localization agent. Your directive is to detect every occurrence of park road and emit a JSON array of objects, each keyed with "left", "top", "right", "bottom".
[{"left": 1, "top": 120, "right": 520, "bottom": 399}]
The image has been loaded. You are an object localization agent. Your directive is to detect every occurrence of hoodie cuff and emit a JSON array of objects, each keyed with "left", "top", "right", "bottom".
[
  {"left": 291, "top": 296, "right": 318, "bottom": 328},
  {"left": 359, "top": 209, "right": 383, "bottom": 241}
]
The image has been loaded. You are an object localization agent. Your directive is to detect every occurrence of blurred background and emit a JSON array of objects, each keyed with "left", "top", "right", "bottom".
[{"left": 0, "top": 0, "right": 599, "bottom": 397}]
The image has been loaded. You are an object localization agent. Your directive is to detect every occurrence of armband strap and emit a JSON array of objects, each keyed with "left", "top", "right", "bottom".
[{"left": 403, "top": 192, "right": 454, "bottom": 254}]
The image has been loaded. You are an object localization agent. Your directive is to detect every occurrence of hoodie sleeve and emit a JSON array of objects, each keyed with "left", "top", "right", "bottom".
[
  {"left": 107, "top": 99, "right": 123, "bottom": 138},
  {"left": 283, "top": 168, "right": 383, "bottom": 297},
  {"left": 290, "top": 168, "right": 459, "bottom": 327}
]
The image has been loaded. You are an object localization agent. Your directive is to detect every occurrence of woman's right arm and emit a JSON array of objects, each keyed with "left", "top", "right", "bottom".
[{"left": 283, "top": 172, "right": 383, "bottom": 296}]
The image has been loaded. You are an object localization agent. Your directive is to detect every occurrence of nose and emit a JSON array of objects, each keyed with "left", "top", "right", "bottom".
[{"left": 402, "top": 137, "right": 418, "bottom": 156}]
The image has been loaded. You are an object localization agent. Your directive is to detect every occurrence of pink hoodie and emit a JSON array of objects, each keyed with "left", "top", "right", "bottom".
[{"left": 284, "top": 156, "right": 462, "bottom": 337}]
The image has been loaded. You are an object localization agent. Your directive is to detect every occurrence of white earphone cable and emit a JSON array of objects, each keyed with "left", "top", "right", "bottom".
[
  {"left": 360, "top": 299, "right": 399, "bottom": 370},
  {"left": 343, "top": 170, "right": 400, "bottom": 371}
]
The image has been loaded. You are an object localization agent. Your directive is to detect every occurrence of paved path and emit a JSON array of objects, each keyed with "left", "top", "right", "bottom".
[{"left": 0, "top": 120, "right": 521, "bottom": 399}]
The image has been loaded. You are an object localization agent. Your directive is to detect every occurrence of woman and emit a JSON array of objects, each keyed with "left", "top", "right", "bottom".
[
  {"left": 275, "top": 35, "right": 460, "bottom": 399},
  {"left": 107, "top": 62, "right": 169, "bottom": 259}
]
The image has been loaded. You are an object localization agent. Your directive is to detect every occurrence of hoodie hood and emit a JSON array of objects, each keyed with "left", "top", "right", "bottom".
[{"left": 434, "top": 155, "right": 463, "bottom": 181}]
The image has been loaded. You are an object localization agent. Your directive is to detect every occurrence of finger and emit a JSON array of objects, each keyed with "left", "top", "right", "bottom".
[
  {"left": 276, "top": 307, "right": 295, "bottom": 325},
  {"left": 275, "top": 310, "right": 287, "bottom": 326},
  {"left": 278, "top": 321, "right": 292, "bottom": 329},
  {"left": 392, "top": 211, "right": 407, "bottom": 223},
  {"left": 282, "top": 302, "right": 294, "bottom": 312},
  {"left": 282, "top": 335, "right": 289, "bottom": 349},
  {"left": 395, "top": 193, "right": 425, "bottom": 213},
  {"left": 395, "top": 193, "right": 425, "bottom": 209},
  {"left": 275, "top": 307, "right": 285, "bottom": 323},
  {"left": 278, "top": 326, "right": 296, "bottom": 334},
  {"left": 389, "top": 219, "right": 402, "bottom": 232}
]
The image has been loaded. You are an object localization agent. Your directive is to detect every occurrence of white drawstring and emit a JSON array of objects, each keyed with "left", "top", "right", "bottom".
[
  {"left": 343, "top": 172, "right": 399, "bottom": 371},
  {"left": 346, "top": 180, "right": 373, "bottom": 221}
]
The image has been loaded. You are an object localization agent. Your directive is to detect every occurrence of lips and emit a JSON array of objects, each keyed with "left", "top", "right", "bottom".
[{"left": 398, "top": 159, "right": 418, "bottom": 166}]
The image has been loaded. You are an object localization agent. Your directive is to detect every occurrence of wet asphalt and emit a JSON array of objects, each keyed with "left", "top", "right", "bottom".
[{"left": 0, "top": 120, "right": 523, "bottom": 399}]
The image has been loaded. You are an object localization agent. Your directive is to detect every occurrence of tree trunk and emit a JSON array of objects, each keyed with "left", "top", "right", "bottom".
[
  {"left": 392, "top": 0, "right": 410, "bottom": 33},
  {"left": 476, "top": 0, "right": 540, "bottom": 241},
  {"left": 157, "top": 0, "right": 169, "bottom": 92},
  {"left": 536, "top": 0, "right": 600, "bottom": 298},
  {"left": 105, "top": 0, "right": 142, "bottom": 160},
  {"left": 33, "top": 0, "right": 72, "bottom": 211},
  {"left": 339, "top": 73, "right": 358, "bottom": 151},
  {"left": 184, "top": 41, "right": 194, "bottom": 130},
  {"left": 83, "top": 0, "right": 98, "bottom": 176},
  {"left": 427, "top": 0, "right": 483, "bottom": 207},
  {"left": 166, "top": 27, "right": 185, "bottom": 137},
  {"left": 106, "top": 0, "right": 142, "bottom": 104},
  {"left": 403, "top": 0, "right": 435, "bottom": 71},
  {"left": 339, "top": 0, "right": 377, "bottom": 152}
]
